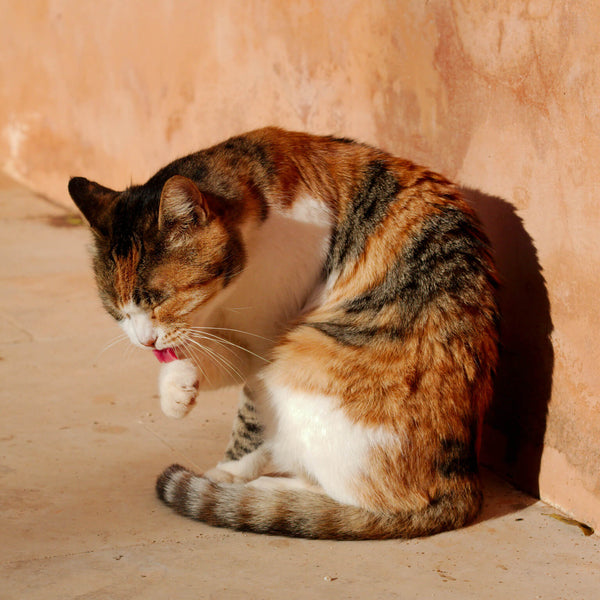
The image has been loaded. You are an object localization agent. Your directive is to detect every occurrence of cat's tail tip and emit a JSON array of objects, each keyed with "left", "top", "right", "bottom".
[{"left": 156, "top": 463, "right": 192, "bottom": 504}]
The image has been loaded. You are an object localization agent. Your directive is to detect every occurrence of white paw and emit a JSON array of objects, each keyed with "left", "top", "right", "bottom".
[
  {"left": 158, "top": 359, "right": 199, "bottom": 419},
  {"left": 204, "top": 450, "right": 270, "bottom": 483},
  {"left": 203, "top": 466, "right": 240, "bottom": 483}
]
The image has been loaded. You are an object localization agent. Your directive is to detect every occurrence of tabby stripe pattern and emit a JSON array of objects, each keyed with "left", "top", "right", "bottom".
[{"left": 223, "top": 386, "right": 264, "bottom": 461}]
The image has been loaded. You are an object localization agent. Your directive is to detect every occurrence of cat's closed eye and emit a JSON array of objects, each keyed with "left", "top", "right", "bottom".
[{"left": 131, "top": 288, "right": 168, "bottom": 309}]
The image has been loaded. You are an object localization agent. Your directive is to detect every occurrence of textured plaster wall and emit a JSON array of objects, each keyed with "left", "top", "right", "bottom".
[{"left": 1, "top": 1, "right": 599, "bottom": 529}]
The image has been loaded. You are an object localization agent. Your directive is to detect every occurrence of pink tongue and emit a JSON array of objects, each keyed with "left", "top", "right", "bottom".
[{"left": 152, "top": 348, "right": 178, "bottom": 363}]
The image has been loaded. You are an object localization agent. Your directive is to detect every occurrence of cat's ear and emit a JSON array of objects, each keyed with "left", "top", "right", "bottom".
[
  {"left": 68, "top": 177, "right": 118, "bottom": 236},
  {"left": 159, "top": 175, "right": 209, "bottom": 234}
]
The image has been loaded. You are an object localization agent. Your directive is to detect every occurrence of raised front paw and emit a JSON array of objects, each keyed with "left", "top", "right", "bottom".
[{"left": 158, "top": 359, "right": 199, "bottom": 418}]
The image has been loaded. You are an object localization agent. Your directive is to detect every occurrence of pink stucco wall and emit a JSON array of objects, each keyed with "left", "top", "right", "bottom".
[{"left": 2, "top": 1, "right": 598, "bottom": 529}]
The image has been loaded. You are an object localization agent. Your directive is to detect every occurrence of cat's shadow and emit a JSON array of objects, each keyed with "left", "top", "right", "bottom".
[{"left": 462, "top": 188, "right": 554, "bottom": 517}]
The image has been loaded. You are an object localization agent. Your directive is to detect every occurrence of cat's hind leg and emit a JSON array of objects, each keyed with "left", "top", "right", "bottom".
[{"left": 247, "top": 475, "right": 324, "bottom": 495}]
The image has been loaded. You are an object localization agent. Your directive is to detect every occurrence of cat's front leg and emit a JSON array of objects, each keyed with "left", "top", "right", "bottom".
[
  {"left": 204, "top": 443, "right": 271, "bottom": 483},
  {"left": 158, "top": 359, "right": 199, "bottom": 418}
]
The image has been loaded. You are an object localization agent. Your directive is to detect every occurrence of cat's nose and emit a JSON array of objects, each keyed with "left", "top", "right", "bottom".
[
  {"left": 126, "top": 309, "right": 158, "bottom": 348},
  {"left": 140, "top": 335, "right": 157, "bottom": 348}
]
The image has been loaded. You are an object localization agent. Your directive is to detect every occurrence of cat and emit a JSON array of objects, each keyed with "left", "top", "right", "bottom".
[{"left": 68, "top": 127, "right": 499, "bottom": 539}]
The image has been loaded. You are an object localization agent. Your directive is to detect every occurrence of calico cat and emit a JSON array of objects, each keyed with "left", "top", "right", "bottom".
[{"left": 68, "top": 127, "right": 499, "bottom": 539}]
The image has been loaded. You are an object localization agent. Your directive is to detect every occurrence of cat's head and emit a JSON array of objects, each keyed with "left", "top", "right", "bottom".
[{"left": 68, "top": 175, "right": 246, "bottom": 353}]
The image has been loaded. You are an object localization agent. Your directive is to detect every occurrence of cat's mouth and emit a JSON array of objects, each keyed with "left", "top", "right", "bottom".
[{"left": 152, "top": 347, "right": 178, "bottom": 363}]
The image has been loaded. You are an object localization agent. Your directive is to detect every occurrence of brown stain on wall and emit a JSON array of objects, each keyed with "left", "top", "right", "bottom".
[{"left": 1, "top": 0, "right": 599, "bottom": 529}]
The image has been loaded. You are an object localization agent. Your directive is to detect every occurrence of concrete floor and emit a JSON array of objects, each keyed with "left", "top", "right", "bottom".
[{"left": 1, "top": 173, "right": 598, "bottom": 600}]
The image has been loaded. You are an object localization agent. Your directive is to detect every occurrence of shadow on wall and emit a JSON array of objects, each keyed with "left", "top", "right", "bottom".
[{"left": 462, "top": 188, "right": 554, "bottom": 498}]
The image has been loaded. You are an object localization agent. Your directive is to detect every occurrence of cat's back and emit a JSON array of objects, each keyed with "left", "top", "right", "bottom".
[{"left": 264, "top": 130, "right": 499, "bottom": 440}]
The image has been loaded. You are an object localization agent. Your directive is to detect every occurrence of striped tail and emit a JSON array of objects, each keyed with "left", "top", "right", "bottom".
[{"left": 156, "top": 464, "right": 482, "bottom": 540}]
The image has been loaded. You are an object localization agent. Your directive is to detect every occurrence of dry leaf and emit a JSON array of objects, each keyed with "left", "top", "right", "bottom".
[{"left": 543, "top": 513, "right": 594, "bottom": 536}]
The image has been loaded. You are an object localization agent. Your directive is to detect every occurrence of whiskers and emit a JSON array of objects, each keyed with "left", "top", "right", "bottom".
[
  {"left": 181, "top": 326, "right": 272, "bottom": 385},
  {"left": 93, "top": 332, "right": 134, "bottom": 364},
  {"left": 177, "top": 338, "right": 215, "bottom": 385},
  {"left": 93, "top": 324, "right": 272, "bottom": 388}
]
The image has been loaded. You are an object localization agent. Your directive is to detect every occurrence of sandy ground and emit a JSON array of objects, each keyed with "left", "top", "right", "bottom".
[{"left": 1, "top": 173, "right": 598, "bottom": 599}]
